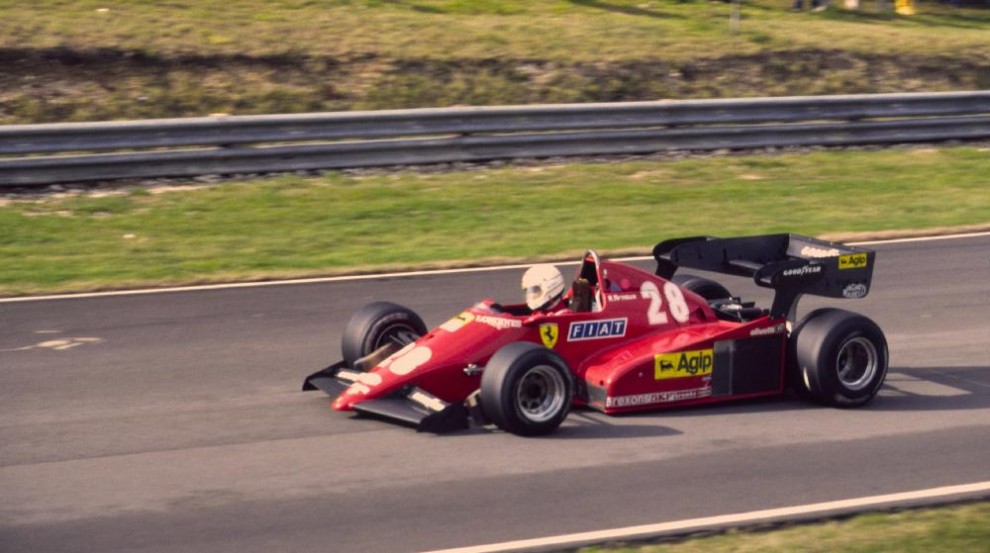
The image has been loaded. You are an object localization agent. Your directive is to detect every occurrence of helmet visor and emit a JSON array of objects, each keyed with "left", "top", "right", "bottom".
[{"left": 524, "top": 284, "right": 543, "bottom": 304}]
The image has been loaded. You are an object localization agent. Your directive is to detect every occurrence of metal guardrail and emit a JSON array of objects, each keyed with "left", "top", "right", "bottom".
[{"left": 1, "top": 91, "right": 988, "bottom": 186}]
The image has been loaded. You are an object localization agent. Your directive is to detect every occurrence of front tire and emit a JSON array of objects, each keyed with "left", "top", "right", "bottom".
[
  {"left": 480, "top": 342, "right": 573, "bottom": 436},
  {"left": 788, "top": 308, "right": 888, "bottom": 407},
  {"left": 341, "top": 302, "right": 427, "bottom": 367}
]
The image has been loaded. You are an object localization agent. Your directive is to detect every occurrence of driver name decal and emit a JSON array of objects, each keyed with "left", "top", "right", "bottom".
[{"left": 567, "top": 318, "right": 627, "bottom": 342}]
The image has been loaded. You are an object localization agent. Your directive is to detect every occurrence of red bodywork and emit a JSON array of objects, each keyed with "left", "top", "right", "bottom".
[{"left": 332, "top": 254, "right": 788, "bottom": 415}]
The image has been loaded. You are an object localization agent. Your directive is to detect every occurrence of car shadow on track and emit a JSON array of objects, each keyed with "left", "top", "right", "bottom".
[
  {"left": 339, "top": 366, "right": 989, "bottom": 438},
  {"left": 550, "top": 412, "right": 685, "bottom": 440},
  {"left": 598, "top": 395, "right": 817, "bottom": 423},
  {"left": 542, "top": 394, "right": 826, "bottom": 439},
  {"left": 868, "top": 366, "right": 990, "bottom": 412},
  {"left": 548, "top": 365, "right": 990, "bottom": 433},
  {"left": 448, "top": 412, "right": 684, "bottom": 440}
]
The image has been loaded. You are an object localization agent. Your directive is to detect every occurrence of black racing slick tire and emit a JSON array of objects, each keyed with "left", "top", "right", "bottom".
[
  {"left": 672, "top": 273, "right": 732, "bottom": 302},
  {"left": 788, "top": 308, "right": 888, "bottom": 407},
  {"left": 480, "top": 342, "right": 573, "bottom": 437},
  {"left": 341, "top": 302, "right": 427, "bottom": 367}
]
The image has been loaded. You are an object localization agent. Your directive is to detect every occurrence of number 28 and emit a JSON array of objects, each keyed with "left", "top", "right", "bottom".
[{"left": 640, "top": 281, "right": 690, "bottom": 325}]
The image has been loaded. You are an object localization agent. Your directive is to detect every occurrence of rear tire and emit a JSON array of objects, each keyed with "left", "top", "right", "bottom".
[
  {"left": 672, "top": 273, "right": 732, "bottom": 301},
  {"left": 480, "top": 342, "right": 573, "bottom": 436},
  {"left": 788, "top": 308, "right": 888, "bottom": 407},
  {"left": 341, "top": 302, "right": 427, "bottom": 367}
]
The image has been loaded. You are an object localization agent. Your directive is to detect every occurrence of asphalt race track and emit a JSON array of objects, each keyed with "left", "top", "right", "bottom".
[{"left": 2, "top": 234, "right": 989, "bottom": 553}]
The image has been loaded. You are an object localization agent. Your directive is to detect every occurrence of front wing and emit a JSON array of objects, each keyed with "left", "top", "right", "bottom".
[{"left": 303, "top": 363, "right": 473, "bottom": 433}]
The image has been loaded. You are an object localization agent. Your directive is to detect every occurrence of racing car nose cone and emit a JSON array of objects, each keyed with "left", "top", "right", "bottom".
[{"left": 332, "top": 394, "right": 357, "bottom": 411}]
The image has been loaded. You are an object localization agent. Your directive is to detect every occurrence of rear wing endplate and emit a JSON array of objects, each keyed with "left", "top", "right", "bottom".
[{"left": 653, "top": 234, "right": 875, "bottom": 319}]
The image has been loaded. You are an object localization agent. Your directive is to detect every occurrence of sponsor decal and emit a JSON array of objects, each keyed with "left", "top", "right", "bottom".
[
  {"left": 750, "top": 324, "right": 786, "bottom": 337},
  {"left": 800, "top": 245, "right": 841, "bottom": 258},
  {"left": 838, "top": 253, "right": 868, "bottom": 270},
  {"left": 385, "top": 345, "right": 432, "bottom": 376},
  {"left": 346, "top": 384, "right": 371, "bottom": 396},
  {"left": 409, "top": 390, "right": 446, "bottom": 412},
  {"left": 475, "top": 315, "right": 522, "bottom": 330},
  {"left": 843, "top": 283, "right": 869, "bottom": 298},
  {"left": 439, "top": 311, "right": 474, "bottom": 332},
  {"left": 654, "top": 349, "right": 714, "bottom": 380},
  {"left": 606, "top": 387, "right": 712, "bottom": 408},
  {"left": 606, "top": 293, "right": 638, "bottom": 302},
  {"left": 345, "top": 371, "right": 384, "bottom": 396},
  {"left": 567, "top": 318, "right": 628, "bottom": 342},
  {"left": 379, "top": 342, "right": 415, "bottom": 367},
  {"left": 539, "top": 323, "right": 559, "bottom": 349},
  {"left": 356, "top": 372, "right": 383, "bottom": 386},
  {"left": 782, "top": 264, "right": 823, "bottom": 277}
]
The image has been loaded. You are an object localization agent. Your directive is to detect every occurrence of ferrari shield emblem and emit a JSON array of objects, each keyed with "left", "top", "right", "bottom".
[{"left": 540, "top": 323, "right": 559, "bottom": 349}]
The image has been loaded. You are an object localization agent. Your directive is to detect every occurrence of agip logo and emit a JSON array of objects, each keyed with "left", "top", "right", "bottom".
[
  {"left": 838, "top": 253, "right": 868, "bottom": 270},
  {"left": 654, "top": 349, "right": 714, "bottom": 380}
]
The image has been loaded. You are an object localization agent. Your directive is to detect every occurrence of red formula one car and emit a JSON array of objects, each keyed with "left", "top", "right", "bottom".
[{"left": 304, "top": 233, "right": 888, "bottom": 436}]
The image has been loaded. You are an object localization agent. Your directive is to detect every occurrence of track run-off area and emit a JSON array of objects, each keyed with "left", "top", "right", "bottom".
[{"left": 2, "top": 232, "right": 988, "bottom": 552}]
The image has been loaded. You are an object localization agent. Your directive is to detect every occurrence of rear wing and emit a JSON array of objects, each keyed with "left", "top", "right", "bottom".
[{"left": 653, "top": 234, "right": 875, "bottom": 319}]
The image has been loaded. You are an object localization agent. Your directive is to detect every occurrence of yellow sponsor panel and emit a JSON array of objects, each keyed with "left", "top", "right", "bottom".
[
  {"left": 439, "top": 311, "right": 474, "bottom": 332},
  {"left": 838, "top": 253, "right": 868, "bottom": 270},
  {"left": 654, "top": 349, "right": 714, "bottom": 380}
]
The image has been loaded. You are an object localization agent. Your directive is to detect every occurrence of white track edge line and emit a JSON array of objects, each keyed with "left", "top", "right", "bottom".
[
  {"left": 422, "top": 481, "right": 990, "bottom": 553},
  {"left": 4, "top": 231, "right": 989, "bottom": 303}
]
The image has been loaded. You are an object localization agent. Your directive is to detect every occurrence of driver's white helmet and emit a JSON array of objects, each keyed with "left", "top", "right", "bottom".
[{"left": 522, "top": 264, "right": 565, "bottom": 311}]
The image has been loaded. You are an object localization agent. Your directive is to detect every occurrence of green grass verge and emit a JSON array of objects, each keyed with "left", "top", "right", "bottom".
[
  {"left": 580, "top": 501, "right": 990, "bottom": 553},
  {"left": 2, "top": 146, "right": 988, "bottom": 296},
  {"left": 2, "top": 0, "right": 988, "bottom": 123},
  {"left": 4, "top": 0, "right": 988, "bottom": 61}
]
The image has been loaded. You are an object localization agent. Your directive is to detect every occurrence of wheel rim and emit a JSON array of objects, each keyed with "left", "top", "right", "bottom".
[
  {"left": 516, "top": 365, "right": 567, "bottom": 423},
  {"left": 374, "top": 324, "right": 420, "bottom": 350},
  {"left": 836, "top": 336, "right": 879, "bottom": 391}
]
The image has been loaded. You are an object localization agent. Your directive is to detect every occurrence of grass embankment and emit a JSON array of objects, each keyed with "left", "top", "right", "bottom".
[
  {"left": 581, "top": 501, "right": 990, "bottom": 553},
  {"left": 1, "top": 0, "right": 988, "bottom": 123},
  {"left": 1, "top": 146, "right": 987, "bottom": 296}
]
